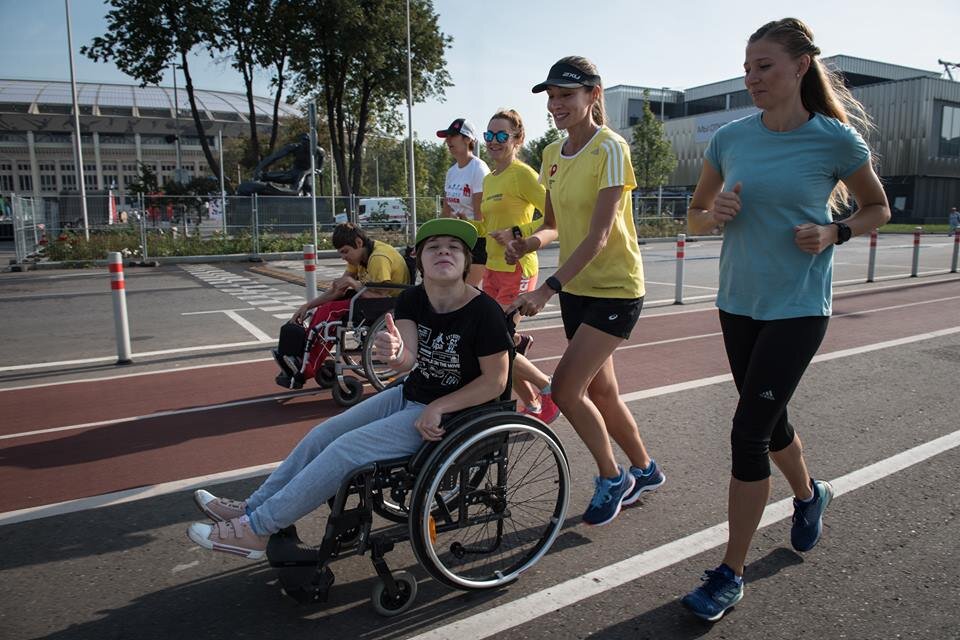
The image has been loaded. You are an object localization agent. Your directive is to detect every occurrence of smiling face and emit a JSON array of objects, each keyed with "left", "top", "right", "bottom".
[
  {"left": 485, "top": 117, "right": 521, "bottom": 164},
  {"left": 545, "top": 85, "right": 598, "bottom": 131},
  {"left": 416, "top": 235, "right": 470, "bottom": 282},
  {"left": 743, "top": 37, "right": 809, "bottom": 111}
]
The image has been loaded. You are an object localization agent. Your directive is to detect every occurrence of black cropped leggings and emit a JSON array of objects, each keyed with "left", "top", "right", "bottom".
[{"left": 719, "top": 310, "right": 829, "bottom": 482}]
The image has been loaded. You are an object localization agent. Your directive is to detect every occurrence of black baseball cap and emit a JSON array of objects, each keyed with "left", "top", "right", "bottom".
[
  {"left": 436, "top": 118, "right": 478, "bottom": 141},
  {"left": 531, "top": 61, "right": 602, "bottom": 93}
]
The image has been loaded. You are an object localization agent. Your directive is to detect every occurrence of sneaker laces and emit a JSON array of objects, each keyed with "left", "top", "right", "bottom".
[
  {"left": 700, "top": 568, "right": 735, "bottom": 598},
  {"left": 217, "top": 497, "right": 246, "bottom": 510},
  {"left": 589, "top": 476, "right": 614, "bottom": 508}
]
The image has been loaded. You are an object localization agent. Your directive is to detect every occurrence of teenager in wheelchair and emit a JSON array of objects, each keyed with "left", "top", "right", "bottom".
[
  {"left": 188, "top": 219, "right": 571, "bottom": 615},
  {"left": 272, "top": 222, "right": 414, "bottom": 406}
]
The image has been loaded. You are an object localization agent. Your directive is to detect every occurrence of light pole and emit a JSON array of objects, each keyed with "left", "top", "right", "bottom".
[
  {"left": 405, "top": 0, "right": 417, "bottom": 243},
  {"left": 65, "top": 0, "right": 89, "bottom": 239},
  {"left": 171, "top": 63, "right": 183, "bottom": 183}
]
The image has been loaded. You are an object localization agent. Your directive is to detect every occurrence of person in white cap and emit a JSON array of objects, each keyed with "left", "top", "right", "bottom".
[{"left": 438, "top": 118, "right": 490, "bottom": 287}]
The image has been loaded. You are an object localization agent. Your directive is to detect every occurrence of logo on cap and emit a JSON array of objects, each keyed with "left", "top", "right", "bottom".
[
  {"left": 561, "top": 71, "right": 582, "bottom": 80},
  {"left": 550, "top": 164, "right": 558, "bottom": 176},
  {"left": 453, "top": 122, "right": 461, "bottom": 129}
]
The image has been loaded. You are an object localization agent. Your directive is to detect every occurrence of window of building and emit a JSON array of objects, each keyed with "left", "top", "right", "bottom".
[
  {"left": 37, "top": 104, "right": 72, "bottom": 115},
  {"left": 61, "top": 173, "right": 77, "bottom": 190},
  {"left": 99, "top": 106, "right": 134, "bottom": 117},
  {"left": 122, "top": 163, "right": 139, "bottom": 173},
  {"left": 139, "top": 107, "right": 172, "bottom": 118},
  {"left": 0, "top": 103, "right": 31, "bottom": 113},
  {"left": 40, "top": 174, "right": 57, "bottom": 192},
  {"left": 18, "top": 174, "right": 33, "bottom": 191},
  {"left": 102, "top": 163, "right": 118, "bottom": 190},
  {"left": 939, "top": 104, "right": 960, "bottom": 158},
  {"left": 0, "top": 131, "right": 28, "bottom": 144},
  {"left": 728, "top": 90, "right": 754, "bottom": 109},
  {"left": 35, "top": 132, "right": 72, "bottom": 144},
  {"left": 0, "top": 174, "right": 12, "bottom": 191},
  {"left": 100, "top": 134, "right": 133, "bottom": 145},
  {"left": 685, "top": 95, "right": 727, "bottom": 116}
]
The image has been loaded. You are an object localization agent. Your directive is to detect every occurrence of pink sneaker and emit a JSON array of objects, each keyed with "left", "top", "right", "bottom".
[
  {"left": 193, "top": 489, "right": 246, "bottom": 522},
  {"left": 526, "top": 391, "right": 560, "bottom": 424},
  {"left": 187, "top": 516, "right": 268, "bottom": 560}
]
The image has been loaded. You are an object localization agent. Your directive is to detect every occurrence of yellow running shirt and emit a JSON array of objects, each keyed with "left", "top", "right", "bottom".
[
  {"left": 347, "top": 240, "right": 410, "bottom": 285},
  {"left": 540, "top": 126, "right": 644, "bottom": 299},
  {"left": 481, "top": 160, "right": 546, "bottom": 276}
]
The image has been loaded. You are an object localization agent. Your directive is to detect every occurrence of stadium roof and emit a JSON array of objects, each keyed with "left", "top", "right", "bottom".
[{"left": 0, "top": 79, "right": 301, "bottom": 122}]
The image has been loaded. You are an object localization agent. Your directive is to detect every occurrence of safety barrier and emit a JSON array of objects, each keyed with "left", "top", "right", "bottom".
[{"left": 108, "top": 252, "right": 133, "bottom": 365}]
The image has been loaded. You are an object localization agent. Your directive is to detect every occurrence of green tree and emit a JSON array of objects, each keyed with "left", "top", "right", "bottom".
[
  {"left": 209, "top": 0, "right": 296, "bottom": 163},
  {"left": 630, "top": 91, "right": 677, "bottom": 190},
  {"left": 83, "top": 0, "right": 222, "bottom": 177},
  {"left": 288, "top": 0, "right": 451, "bottom": 201},
  {"left": 523, "top": 116, "right": 563, "bottom": 174},
  {"left": 127, "top": 162, "right": 160, "bottom": 195}
]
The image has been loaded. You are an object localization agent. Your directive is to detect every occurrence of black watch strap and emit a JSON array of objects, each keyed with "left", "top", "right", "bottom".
[
  {"left": 545, "top": 276, "right": 562, "bottom": 293},
  {"left": 832, "top": 221, "right": 852, "bottom": 245}
]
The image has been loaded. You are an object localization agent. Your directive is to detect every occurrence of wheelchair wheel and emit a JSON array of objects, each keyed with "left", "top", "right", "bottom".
[
  {"left": 409, "top": 414, "right": 569, "bottom": 591},
  {"left": 370, "top": 570, "right": 418, "bottom": 616},
  {"left": 315, "top": 361, "right": 336, "bottom": 389},
  {"left": 332, "top": 375, "right": 364, "bottom": 407},
  {"left": 362, "top": 313, "right": 401, "bottom": 391}
]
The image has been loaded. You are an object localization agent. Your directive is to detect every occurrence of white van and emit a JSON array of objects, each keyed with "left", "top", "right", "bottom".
[{"left": 358, "top": 198, "right": 409, "bottom": 229}]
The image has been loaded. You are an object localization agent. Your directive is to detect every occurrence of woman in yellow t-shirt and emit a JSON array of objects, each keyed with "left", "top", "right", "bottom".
[
  {"left": 508, "top": 57, "right": 664, "bottom": 527},
  {"left": 481, "top": 109, "right": 557, "bottom": 423}
]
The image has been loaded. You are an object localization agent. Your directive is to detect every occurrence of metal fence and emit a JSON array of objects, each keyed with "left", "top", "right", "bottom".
[{"left": 8, "top": 193, "right": 451, "bottom": 263}]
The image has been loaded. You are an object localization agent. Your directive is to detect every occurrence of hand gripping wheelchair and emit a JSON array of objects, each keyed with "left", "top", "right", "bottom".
[{"left": 264, "top": 398, "right": 571, "bottom": 616}]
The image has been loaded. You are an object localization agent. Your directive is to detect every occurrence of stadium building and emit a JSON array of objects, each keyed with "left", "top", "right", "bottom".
[
  {"left": 606, "top": 55, "right": 960, "bottom": 222},
  {"left": 0, "top": 79, "right": 300, "bottom": 199}
]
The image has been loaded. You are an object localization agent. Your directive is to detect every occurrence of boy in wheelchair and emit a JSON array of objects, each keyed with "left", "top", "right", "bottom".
[
  {"left": 273, "top": 222, "right": 411, "bottom": 389},
  {"left": 189, "top": 219, "right": 515, "bottom": 560}
]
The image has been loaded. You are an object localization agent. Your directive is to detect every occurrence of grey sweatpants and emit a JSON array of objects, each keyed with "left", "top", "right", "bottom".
[{"left": 246, "top": 385, "right": 426, "bottom": 535}]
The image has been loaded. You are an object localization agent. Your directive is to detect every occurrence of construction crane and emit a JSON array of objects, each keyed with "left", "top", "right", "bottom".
[{"left": 939, "top": 59, "right": 959, "bottom": 81}]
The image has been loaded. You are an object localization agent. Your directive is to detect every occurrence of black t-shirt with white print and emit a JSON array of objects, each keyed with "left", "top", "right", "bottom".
[{"left": 394, "top": 284, "right": 513, "bottom": 405}]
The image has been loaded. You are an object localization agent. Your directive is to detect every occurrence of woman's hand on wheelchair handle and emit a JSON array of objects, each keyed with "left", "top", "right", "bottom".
[
  {"left": 508, "top": 285, "right": 552, "bottom": 317},
  {"left": 291, "top": 303, "right": 309, "bottom": 324}
]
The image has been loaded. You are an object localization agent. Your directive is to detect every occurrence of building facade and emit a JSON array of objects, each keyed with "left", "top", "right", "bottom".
[
  {"left": 0, "top": 79, "right": 300, "bottom": 200},
  {"left": 606, "top": 56, "right": 960, "bottom": 222}
]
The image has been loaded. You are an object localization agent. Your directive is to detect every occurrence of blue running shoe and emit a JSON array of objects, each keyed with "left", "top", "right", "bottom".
[
  {"left": 791, "top": 479, "right": 834, "bottom": 552},
  {"left": 622, "top": 460, "right": 665, "bottom": 506},
  {"left": 681, "top": 564, "right": 744, "bottom": 622},
  {"left": 582, "top": 466, "right": 635, "bottom": 526}
]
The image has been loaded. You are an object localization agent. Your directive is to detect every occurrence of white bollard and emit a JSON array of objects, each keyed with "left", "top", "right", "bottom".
[
  {"left": 866, "top": 229, "right": 878, "bottom": 282},
  {"left": 674, "top": 233, "right": 686, "bottom": 305},
  {"left": 951, "top": 229, "right": 959, "bottom": 274},
  {"left": 911, "top": 226, "right": 921, "bottom": 277},
  {"left": 108, "top": 252, "right": 133, "bottom": 365},
  {"left": 304, "top": 244, "right": 318, "bottom": 301}
]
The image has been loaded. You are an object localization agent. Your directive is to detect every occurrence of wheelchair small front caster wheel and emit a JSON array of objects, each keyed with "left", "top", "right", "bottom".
[
  {"left": 332, "top": 375, "right": 364, "bottom": 407},
  {"left": 315, "top": 361, "right": 336, "bottom": 389},
  {"left": 371, "top": 570, "right": 417, "bottom": 617}
]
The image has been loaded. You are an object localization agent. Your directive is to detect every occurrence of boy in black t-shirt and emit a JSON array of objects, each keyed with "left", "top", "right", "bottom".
[{"left": 187, "top": 219, "right": 512, "bottom": 559}]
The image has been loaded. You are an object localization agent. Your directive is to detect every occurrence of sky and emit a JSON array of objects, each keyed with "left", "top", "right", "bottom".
[{"left": 1, "top": 0, "right": 957, "bottom": 142}]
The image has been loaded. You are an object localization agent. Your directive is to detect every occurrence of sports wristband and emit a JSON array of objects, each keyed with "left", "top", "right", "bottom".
[{"left": 545, "top": 276, "right": 562, "bottom": 293}]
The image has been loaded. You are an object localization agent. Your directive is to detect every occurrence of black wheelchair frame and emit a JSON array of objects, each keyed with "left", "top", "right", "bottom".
[{"left": 265, "top": 400, "right": 571, "bottom": 616}]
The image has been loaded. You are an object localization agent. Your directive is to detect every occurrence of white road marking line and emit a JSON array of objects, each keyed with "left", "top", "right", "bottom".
[
  {"left": 260, "top": 306, "right": 297, "bottom": 312},
  {"left": 223, "top": 310, "right": 272, "bottom": 342},
  {"left": 405, "top": 428, "right": 960, "bottom": 640},
  {"left": 0, "top": 389, "right": 319, "bottom": 441},
  {"left": 2, "top": 323, "right": 958, "bottom": 525},
  {"left": 181, "top": 308, "right": 255, "bottom": 315}
]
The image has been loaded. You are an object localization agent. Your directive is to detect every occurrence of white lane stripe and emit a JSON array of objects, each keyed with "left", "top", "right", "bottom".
[
  {"left": 0, "top": 341, "right": 266, "bottom": 373},
  {"left": 2, "top": 324, "right": 958, "bottom": 525},
  {"left": 0, "top": 389, "right": 319, "bottom": 441},
  {"left": 223, "top": 310, "right": 272, "bottom": 342},
  {"left": 0, "top": 463, "right": 282, "bottom": 527},
  {"left": 406, "top": 428, "right": 960, "bottom": 640}
]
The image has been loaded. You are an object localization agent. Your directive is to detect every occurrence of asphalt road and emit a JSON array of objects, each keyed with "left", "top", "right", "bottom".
[{"left": 0, "top": 239, "right": 958, "bottom": 640}]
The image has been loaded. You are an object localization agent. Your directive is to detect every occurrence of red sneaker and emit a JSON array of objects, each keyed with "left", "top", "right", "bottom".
[{"left": 526, "top": 391, "right": 560, "bottom": 424}]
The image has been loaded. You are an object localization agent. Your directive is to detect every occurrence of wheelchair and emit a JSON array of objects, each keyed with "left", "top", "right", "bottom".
[
  {"left": 306, "top": 283, "right": 411, "bottom": 408},
  {"left": 265, "top": 398, "right": 571, "bottom": 616}
]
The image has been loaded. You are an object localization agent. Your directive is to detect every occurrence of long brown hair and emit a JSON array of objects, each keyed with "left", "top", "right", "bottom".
[
  {"left": 749, "top": 18, "right": 873, "bottom": 211},
  {"left": 557, "top": 56, "right": 606, "bottom": 127}
]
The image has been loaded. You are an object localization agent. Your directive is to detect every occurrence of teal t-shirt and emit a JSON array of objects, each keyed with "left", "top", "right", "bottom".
[{"left": 705, "top": 112, "right": 870, "bottom": 320}]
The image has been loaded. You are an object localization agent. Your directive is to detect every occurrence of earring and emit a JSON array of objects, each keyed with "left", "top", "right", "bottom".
[{"left": 796, "top": 73, "right": 801, "bottom": 78}]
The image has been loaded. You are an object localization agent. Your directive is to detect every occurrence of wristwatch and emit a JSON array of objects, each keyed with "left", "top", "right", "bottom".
[
  {"left": 545, "top": 276, "right": 563, "bottom": 293},
  {"left": 511, "top": 225, "right": 523, "bottom": 239},
  {"left": 831, "top": 221, "right": 852, "bottom": 245}
]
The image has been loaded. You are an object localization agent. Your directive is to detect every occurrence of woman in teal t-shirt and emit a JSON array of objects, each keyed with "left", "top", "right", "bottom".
[{"left": 680, "top": 18, "right": 891, "bottom": 622}]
